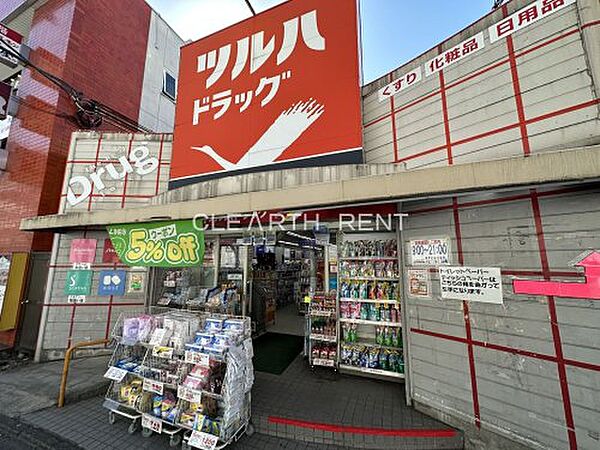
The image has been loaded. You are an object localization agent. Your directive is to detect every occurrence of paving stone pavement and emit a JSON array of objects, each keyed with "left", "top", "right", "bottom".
[
  {"left": 252, "top": 355, "right": 462, "bottom": 449},
  {"left": 23, "top": 396, "right": 350, "bottom": 450},
  {"left": 20, "top": 354, "right": 462, "bottom": 450}
]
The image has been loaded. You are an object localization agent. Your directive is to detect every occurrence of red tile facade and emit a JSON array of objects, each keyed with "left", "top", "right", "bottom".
[
  {"left": 0, "top": 0, "right": 151, "bottom": 347},
  {"left": 0, "top": 0, "right": 151, "bottom": 253}
]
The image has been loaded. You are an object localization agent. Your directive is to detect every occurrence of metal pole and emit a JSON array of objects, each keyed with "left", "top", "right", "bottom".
[{"left": 244, "top": 0, "right": 256, "bottom": 16}]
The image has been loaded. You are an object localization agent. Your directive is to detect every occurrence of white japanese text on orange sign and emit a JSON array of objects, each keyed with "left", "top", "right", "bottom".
[{"left": 193, "top": 10, "right": 325, "bottom": 125}]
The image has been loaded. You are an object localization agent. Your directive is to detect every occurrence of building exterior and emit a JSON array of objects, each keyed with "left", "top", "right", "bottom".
[
  {"left": 19, "top": 0, "right": 600, "bottom": 449},
  {"left": 0, "top": 0, "right": 183, "bottom": 350}
]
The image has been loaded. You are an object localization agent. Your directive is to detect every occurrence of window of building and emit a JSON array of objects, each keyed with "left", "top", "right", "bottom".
[{"left": 163, "top": 71, "right": 177, "bottom": 100}]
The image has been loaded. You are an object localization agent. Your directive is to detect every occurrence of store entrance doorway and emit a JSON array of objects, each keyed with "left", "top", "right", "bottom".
[
  {"left": 250, "top": 231, "right": 327, "bottom": 374},
  {"left": 251, "top": 230, "right": 325, "bottom": 337}
]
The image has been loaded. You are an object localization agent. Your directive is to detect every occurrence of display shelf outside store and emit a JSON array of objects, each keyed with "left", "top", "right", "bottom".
[
  {"left": 310, "top": 334, "right": 337, "bottom": 343},
  {"left": 339, "top": 364, "right": 405, "bottom": 380},
  {"left": 338, "top": 256, "right": 398, "bottom": 261},
  {"left": 339, "top": 298, "right": 399, "bottom": 304},
  {"left": 307, "top": 291, "right": 338, "bottom": 370},
  {"left": 339, "top": 276, "right": 399, "bottom": 282},
  {"left": 341, "top": 340, "right": 403, "bottom": 351},
  {"left": 336, "top": 232, "right": 406, "bottom": 384},
  {"left": 339, "top": 318, "right": 402, "bottom": 327}
]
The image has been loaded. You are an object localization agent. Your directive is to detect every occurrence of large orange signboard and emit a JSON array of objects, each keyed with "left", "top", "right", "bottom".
[{"left": 170, "top": 0, "right": 362, "bottom": 188}]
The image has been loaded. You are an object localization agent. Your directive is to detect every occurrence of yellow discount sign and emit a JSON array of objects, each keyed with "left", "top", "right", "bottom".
[{"left": 107, "top": 220, "right": 204, "bottom": 267}]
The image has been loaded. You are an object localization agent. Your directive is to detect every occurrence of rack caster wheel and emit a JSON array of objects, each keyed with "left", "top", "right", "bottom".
[
  {"left": 169, "top": 434, "right": 182, "bottom": 447},
  {"left": 108, "top": 411, "right": 116, "bottom": 425},
  {"left": 128, "top": 420, "right": 140, "bottom": 434},
  {"left": 246, "top": 423, "right": 255, "bottom": 436},
  {"left": 141, "top": 427, "right": 153, "bottom": 438}
]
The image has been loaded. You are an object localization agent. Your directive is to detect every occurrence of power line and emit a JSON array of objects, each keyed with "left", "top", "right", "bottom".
[
  {"left": 0, "top": 38, "right": 152, "bottom": 133},
  {"left": 244, "top": 0, "right": 256, "bottom": 16}
]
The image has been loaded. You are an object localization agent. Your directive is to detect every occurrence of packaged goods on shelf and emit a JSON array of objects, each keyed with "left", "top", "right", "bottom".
[
  {"left": 103, "top": 310, "right": 253, "bottom": 446},
  {"left": 340, "top": 239, "right": 397, "bottom": 258},
  {"left": 307, "top": 291, "right": 339, "bottom": 368},
  {"left": 340, "top": 343, "right": 404, "bottom": 374},
  {"left": 337, "top": 233, "right": 405, "bottom": 381},
  {"left": 340, "top": 302, "right": 401, "bottom": 323},
  {"left": 339, "top": 280, "right": 397, "bottom": 301}
]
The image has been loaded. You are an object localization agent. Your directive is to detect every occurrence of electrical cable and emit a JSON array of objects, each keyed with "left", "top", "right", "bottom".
[
  {"left": 244, "top": 0, "right": 256, "bottom": 16},
  {"left": 0, "top": 38, "right": 152, "bottom": 132}
]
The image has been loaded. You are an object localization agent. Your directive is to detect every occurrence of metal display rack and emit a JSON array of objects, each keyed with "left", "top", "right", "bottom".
[
  {"left": 103, "top": 309, "right": 254, "bottom": 449},
  {"left": 337, "top": 232, "right": 406, "bottom": 381},
  {"left": 307, "top": 291, "right": 338, "bottom": 369}
]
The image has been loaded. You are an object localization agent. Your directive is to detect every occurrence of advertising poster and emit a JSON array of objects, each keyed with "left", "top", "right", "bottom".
[
  {"left": 69, "top": 239, "right": 97, "bottom": 263},
  {"left": 127, "top": 271, "right": 146, "bottom": 294},
  {"left": 64, "top": 270, "right": 93, "bottom": 296},
  {"left": 97, "top": 270, "right": 126, "bottom": 296},
  {"left": 107, "top": 220, "right": 204, "bottom": 268},
  {"left": 407, "top": 268, "right": 431, "bottom": 298},
  {"left": 102, "top": 238, "right": 121, "bottom": 264},
  {"left": 171, "top": 0, "right": 363, "bottom": 187},
  {"left": 439, "top": 266, "right": 503, "bottom": 304}
]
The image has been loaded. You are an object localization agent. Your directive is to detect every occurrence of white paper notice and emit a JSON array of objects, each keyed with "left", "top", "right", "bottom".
[{"left": 439, "top": 266, "right": 503, "bottom": 304}]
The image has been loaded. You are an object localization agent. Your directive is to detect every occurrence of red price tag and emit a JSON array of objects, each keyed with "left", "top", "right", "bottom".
[
  {"left": 177, "top": 385, "right": 202, "bottom": 403},
  {"left": 142, "top": 414, "right": 162, "bottom": 434},
  {"left": 143, "top": 378, "right": 164, "bottom": 395},
  {"left": 185, "top": 351, "right": 210, "bottom": 367},
  {"left": 188, "top": 430, "right": 218, "bottom": 450}
]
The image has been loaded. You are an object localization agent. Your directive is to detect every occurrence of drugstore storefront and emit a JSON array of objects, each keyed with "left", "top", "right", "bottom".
[{"left": 137, "top": 208, "right": 408, "bottom": 385}]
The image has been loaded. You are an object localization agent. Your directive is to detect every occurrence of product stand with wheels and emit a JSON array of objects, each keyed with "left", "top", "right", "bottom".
[
  {"left": 337, "top": 232, "right": 406, "bottom": 381},
  {"left": 103, "top": 309, "right": 254, "bottom": 449},
  {"left": 307, "top": 291, "right": 338, "bottom": 368}
]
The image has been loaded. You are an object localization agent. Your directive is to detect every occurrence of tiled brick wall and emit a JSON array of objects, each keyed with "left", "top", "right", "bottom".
[{"left": 0, "top": 0, "right": 151, "bottom": 253}]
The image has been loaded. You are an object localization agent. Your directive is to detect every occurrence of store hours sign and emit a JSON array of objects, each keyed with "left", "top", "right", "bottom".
[
  {"left": 409, "top": 238, "right": 450, "bottom": 266},
  {"left": 439, "top": 266, "right": 503, "bottom": 304}
]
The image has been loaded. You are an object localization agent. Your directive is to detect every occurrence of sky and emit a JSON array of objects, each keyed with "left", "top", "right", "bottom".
[{"left": 146, "top": 0, "right": 493, "bottom": 83}]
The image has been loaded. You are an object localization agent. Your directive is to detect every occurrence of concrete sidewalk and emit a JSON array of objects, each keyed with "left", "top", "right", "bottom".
[
  {"left": 0, "top": 353, "right": 463, "bottom": 449},
  {"left": 0, "top": 355, "right": 110, "bottom": 417}
]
